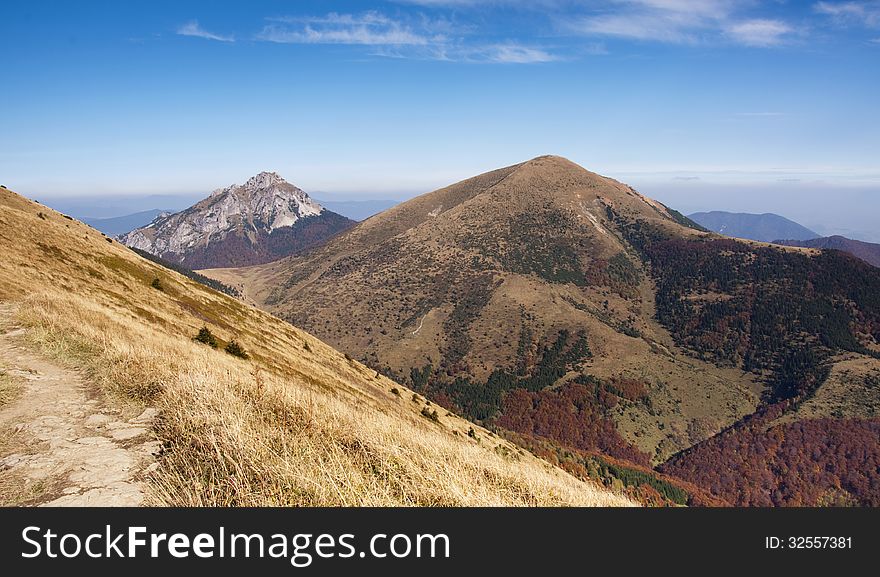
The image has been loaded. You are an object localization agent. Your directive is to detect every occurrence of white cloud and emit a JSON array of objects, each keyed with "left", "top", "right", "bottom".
[
  {"left": 622, "top": 0, "right": 734, "bottom": 18},
  {"left": 260, "top": 25, "right": 427, "bottom": 45},
  {"left": 814, "top": 1, "right": 880, "bottom": 27},
  {"left": 572, "top": 12, "right": 708, "bottom": 43},
  {"left": 258, "top": 11, "right": 433, "bottom": 45},
  {"left": 481, "top": 44, "right": 559, "bottom": 63},
  {"left": 257, "top": 11, "right": 562, "bottom": 63},
  {"left": 726, "top": 19, "right": 793, "bottom": 46},
  {"left": 567, "top": 1, "right": 796, "bottom": 47},
  {"left": 176, "top": 21, "right": 234, "bottom": 42},
  {"left": 815, "top": 1, "right": 865, "bottom": 16},
  {"left": 370, "top": 42, "right": 559, "bottom": 63}
]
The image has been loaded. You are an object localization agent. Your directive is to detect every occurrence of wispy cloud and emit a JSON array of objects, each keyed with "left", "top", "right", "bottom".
[
  {"left": 257, "top": 11, "right": 561, "bottom": 63},
  {"left": 566, "top": 1, "right": 796, "bottom": 47},
  {"left": 814, "top": 1, "right": 880, "bottom": 27},
  {"left": 479, "top": 44, "right": 558, "bottom": 63},
  {"left": 258, "top": 12, "right": 431, "bottom": 45},
  {"left": 177, "top": 21, "right": 234, "bottom": 42},
  {"left": 370, "top": 42, "right": 560, "bottom": 63},
  {"left": 572, "top": 12, "right": 705, "bottom": 43},
  {"left": 726, "top": 20, "right": 793, "bottom": 47}
]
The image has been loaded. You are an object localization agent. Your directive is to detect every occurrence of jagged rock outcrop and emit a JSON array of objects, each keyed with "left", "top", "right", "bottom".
[{"left": 121, "top": 172, "right": 354, "bottom": 268}]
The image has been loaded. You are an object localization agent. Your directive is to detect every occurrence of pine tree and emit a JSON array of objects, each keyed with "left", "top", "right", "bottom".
[
  {"left": 194, "top": 326, "right": 218, "bottom": 348},
  {"left": 225, "top": 339, "right": 249, "bottom": 359}
]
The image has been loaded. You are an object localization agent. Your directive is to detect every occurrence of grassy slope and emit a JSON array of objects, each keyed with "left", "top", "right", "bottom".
[
  {"left": 0, "top": 187, "right": 633, "bottom": 506},
  {"left": 203, "top": 157, "right": 765, "bottom": 464}
]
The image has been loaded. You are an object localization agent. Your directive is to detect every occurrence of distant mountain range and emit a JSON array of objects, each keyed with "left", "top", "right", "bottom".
[
  {"left": 688, "top": 211, "right": 818, "bottom": 242},
  {"left": 775, "top": 236, "right": 880, "bottom": 268},
  {"left": 83, "top": 209, "right": 168, "bottom": 236},
  {"left": 36, "top": 193, "right": 203, "bottom": 221},
  {"left": 686, "top": 211, "right": 880, "bottom": 269},
  {"left": 120, "top": 172, "right": 355, "bottom": 269},
  {"left": 313, "top": 198, "right": 400, "bottom": 221}
]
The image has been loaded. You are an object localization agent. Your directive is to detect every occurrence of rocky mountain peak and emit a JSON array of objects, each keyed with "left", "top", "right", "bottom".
[
  {"left": 210, "top": 171, "right": 295, "bottom": 199},
  {"left": 120, "top": 171, "right": 354, "bottom": 268},
  {"left": 243, "top": 171, "right": 284, "bottom": 190}
]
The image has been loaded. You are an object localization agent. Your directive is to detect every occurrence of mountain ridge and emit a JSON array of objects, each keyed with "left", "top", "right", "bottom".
[
  {"left": 205, "top": 156, "right": 759, "bottom": 465},
  {"left": 774, "top": 235, "right": 880, "bottom": 268},
  {"left": 688, "top": 210, "right": 818, "bottom": 242}
]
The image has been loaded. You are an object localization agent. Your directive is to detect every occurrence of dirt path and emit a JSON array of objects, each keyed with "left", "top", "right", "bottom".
[
  {"left": 411, "top": 314, "right": 426, "bottom": 336},
  {"left": 0, "top": 304, "right": 158, "bottom": 506}
]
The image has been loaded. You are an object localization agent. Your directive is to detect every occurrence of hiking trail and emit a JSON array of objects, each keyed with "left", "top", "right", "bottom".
[{"left": 0, "top": 303, "right": 158, "bottom": 506}]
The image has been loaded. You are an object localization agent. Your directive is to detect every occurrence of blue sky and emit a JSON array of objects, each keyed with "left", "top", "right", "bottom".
[{"left": 2, "top": 1, "right": 879, "bottom": 238}]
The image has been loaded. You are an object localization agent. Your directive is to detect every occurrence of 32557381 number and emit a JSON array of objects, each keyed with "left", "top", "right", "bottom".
[{"left": 787, "top": 537, "right": 852, "bottom": 549}]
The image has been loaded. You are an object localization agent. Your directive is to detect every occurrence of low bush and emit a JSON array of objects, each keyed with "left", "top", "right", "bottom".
[{"left": 421, "top": 406, "right": 440, "bottom": 422}]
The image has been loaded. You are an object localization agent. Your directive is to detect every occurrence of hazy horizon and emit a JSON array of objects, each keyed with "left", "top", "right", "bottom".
[{"left": 25, "top": 164, "right": 879, "bottom": 243}]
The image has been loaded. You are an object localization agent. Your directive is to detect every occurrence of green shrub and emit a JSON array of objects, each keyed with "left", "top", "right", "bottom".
[
  {"left": 391, "top": 387, "right": 400, "bottom": 396},
  {"left": 151, "top": 277, "right": 164, "bottom": 291},
  {"left": 194, "top": 326, "right": 218, "bottom": 348},
  {"left": 225, "top": 340, "right": 249, "bottom": 360}
]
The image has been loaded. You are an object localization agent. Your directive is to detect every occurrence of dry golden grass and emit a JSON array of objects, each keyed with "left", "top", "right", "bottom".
[
  {"left": 0, "top": 371, "right": 22, "bottom": 408},
  {"left": 0, "top": 187, "right": 634, "bottom": 507},
  {"left": 0, "top": 472, "right": 57, "bottom": 507},
  {"left": 0, "top": 424, "right": 54, "bottom": 506},
  {"left": 18, "top": 292, "right": 632, "bottom": 506}
]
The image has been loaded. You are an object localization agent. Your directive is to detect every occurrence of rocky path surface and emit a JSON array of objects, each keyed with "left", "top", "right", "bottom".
[{"left": 0, "top": 303, "right": 158, "bottom": 506}]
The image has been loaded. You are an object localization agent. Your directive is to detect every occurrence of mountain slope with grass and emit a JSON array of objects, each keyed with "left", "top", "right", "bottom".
[
  {"left": 206, "top": 156, "right": 762, "bottom": 467},
  {"left": 207, "top": 155, "right": 880, "bottom": 507},
  {"left": 0, "top": 185, "right": 633, "bottom": 507}
]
